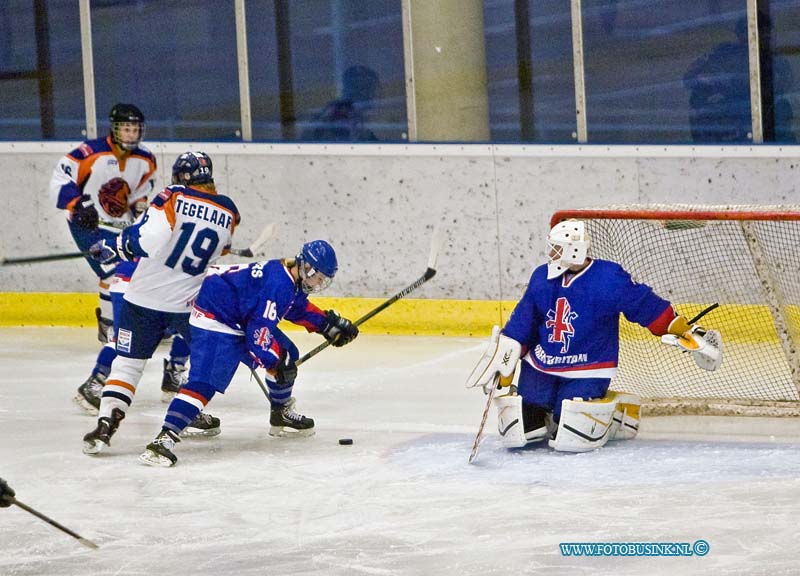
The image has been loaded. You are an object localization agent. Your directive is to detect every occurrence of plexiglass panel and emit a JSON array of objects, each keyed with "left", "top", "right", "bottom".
[
  {"left": 484, "top": 0, "right": 577, "bottom": 143},
  {"left": 91, "top": 0, "right": 240, "bottom": 141},
  {"left": 582, "top": 0, "right": 750, "bottom": 143},
  {"left": 0, "top": 0, "right": 83, "bottom": 140}
]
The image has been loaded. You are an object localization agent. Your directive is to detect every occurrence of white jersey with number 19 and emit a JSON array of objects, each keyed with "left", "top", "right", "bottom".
[{"left": 122, "top": 184, "right": 240, "bottom": 313}]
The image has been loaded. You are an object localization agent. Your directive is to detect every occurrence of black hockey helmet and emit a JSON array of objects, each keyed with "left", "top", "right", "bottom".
[
  {"left": 171, "top": 151, "right": 214, "bottom": 186},
  {"left": 109, "top": 103, "right": 145, "bottom": 151}
]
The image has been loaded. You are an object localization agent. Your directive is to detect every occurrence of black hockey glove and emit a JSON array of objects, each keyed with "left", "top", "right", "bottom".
[
  {"left": 274, "top": 350, "right": 298, "bottom": 386},
  {"left": 0, "top": 477, "right": 15, "bottom": 507},
  {"left": 321, "top": 310, "right": 359, "bottom": 347},
  {"left": 70, "top": 194, "right": 99, "bottom": 230}
]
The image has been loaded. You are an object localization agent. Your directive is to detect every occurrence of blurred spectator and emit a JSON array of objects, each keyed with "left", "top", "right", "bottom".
[{"left": 302, "top": 65, "right": 380, "bottom": 142}]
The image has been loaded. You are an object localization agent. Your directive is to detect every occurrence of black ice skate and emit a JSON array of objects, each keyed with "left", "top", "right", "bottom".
[
  {"left": 73, "top": 373, "right": 106, "bottom": 415},
  {"left": 82, "top": 408, "right": 125, "bottom": 455},
  {"left": 269, "top": 400, "right": 315, "bottom": 437},
  {"left": 161, "top": 359, "right": 187, "bottom": 402},
  {"left": 139, "top": 429, "right": 180, "bottom": 467},
  {"left": 182, "top": 411, "right": 221, "bottom": 438}
]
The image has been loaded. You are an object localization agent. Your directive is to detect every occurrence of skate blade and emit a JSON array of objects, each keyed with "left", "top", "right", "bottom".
[
  {"left": 160, "top": 391, "right": 177, "bottom": 403},
  {"left": 82, "top": 439, "right": 107, "bottom": 455},
  {"left": 73, "top": 394, "right": 99, "bottom": 416},
  {"left": 138, "top": 450, "right": 175, "bottom": 467},
  {"left": 181, "top": 427, "right": 221, "bottom": 439},
  {"left": 268, "top": 426, "right": 315, "bottom": 438}
]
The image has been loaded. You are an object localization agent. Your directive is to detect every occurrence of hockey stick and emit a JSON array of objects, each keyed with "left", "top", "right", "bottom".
[
  {"left": 689, "top": 302, "right": 719, "bottom": 324},
  {"left": 229, "top": 222, "right": 276, "bottom": 257},
  {"left": 9, "top": 497, "right": 98, "bottom": 549},
  {"left": 0, "top": 251, "right": 88, "bottom": 265},
  {"left": 296, "top": 226, "right": 444, "bottom": 367},
  {"left": 251, "top": 227, "right": 445, "bottom": 400},
  {"left": 468, "top": 374, "right": 500, "bottom": 464},
  {"left": 0, "top": 223, "right": 276, "bottom": 266}
]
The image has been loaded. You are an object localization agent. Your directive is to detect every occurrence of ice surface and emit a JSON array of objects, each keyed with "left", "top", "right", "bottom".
[{"left": 1, "top": 327, "right": 798, "bottom": 576}]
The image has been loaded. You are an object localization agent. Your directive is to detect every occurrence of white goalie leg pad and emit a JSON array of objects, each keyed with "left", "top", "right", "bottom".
[
  {"left": 493, "top": 393, "right": 549, "bottom": 448},
  {"left": 494, "top": 393, "right": 526, "bottom": 448},
  {"left": 465, "top": 326, "right": 521, "bottom": 390},
  {"left": 661, "top": 328, "right": 723, "bottom": 371},
  {"left": 607, "top": 391, "right": 642, "bottom": 440},
  {"left": 549, "top": 396, "right": 619, "bottom": 453}
]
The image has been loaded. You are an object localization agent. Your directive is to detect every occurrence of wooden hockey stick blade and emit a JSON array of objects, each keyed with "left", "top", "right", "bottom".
[
  {"left": 229, "top": 223, "right": 277, "bottom": 258},
  {"left": 0, "top": 251, "right": 88, "bottom": 265},
  {"left": 296, "top": 228, "right": 444, "bottom": 367},
  {"left": 12, "top": 498, "right": 98, "bottom": 549},
  {"left": 689, "top": 303, "right": 719, "bottom": 324}
]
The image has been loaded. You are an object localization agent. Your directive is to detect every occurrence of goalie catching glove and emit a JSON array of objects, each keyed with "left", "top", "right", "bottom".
[
  {"left": 320, "top": 310, "right": 359, "bottom": 347},
  {"left": 661, "top": 314, "right": 723, "bottom": 371},
  {"left": 465, "top": 326, "right": 521, "bottom": 392}
]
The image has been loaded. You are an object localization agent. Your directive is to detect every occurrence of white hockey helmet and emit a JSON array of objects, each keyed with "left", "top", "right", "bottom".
[{"left": 546, "top": 220, "right": 590, "bottom": 279}]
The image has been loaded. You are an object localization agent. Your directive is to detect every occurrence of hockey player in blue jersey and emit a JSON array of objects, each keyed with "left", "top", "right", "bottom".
[
  {"left": 467, "top": 220, "right": 722, "bottom": 453},
  {"left": 49, "top": 103, "right": 191, "bottom": 413},
  {"left": 139, "top": 240, "right": 359, "bottom": 467},
  {"left": 82, "top": 151, "right": 240, "bottom": 455}
]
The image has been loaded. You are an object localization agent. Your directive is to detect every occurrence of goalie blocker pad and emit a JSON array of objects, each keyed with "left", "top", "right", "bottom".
[
  {"left": 465, "top": 326, "right": 521, "bottom": 390},
  {"left": 548, "top": 391, "right": 641, "bottom": 453},
  {"left": 661, "top": 328, "right": 723, "bottom": 372}
]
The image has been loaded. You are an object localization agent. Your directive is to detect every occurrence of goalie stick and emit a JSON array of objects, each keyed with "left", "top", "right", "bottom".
[
  {"left": 251, "top": 227, "right": 445, "bottom": 400},
  {"left": 9, "top": 497, "right": 98, "bottom": 549},
  {"left": 468, "top": 374, "right": 500, "bottom": 465},
  {"left": 0, "top": 223, "right": 276, "bottom": 266}
]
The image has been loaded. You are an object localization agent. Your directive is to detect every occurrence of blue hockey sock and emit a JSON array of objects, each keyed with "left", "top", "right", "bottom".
[
  {"left": 163, "top": 381, "right": 216, "bottom": 435},
  {"left": 93, "top": 344, "right": 117, "bottom": 377}
]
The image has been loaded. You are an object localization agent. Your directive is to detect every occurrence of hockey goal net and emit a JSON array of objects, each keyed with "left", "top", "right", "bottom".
[{"left": 550, "top": 205, "right": 800, "bottom": 416}]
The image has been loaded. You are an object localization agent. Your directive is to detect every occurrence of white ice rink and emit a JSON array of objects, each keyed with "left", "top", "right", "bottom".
[{"left": 1, "top": 326, "right": 799, "bottom": 576}]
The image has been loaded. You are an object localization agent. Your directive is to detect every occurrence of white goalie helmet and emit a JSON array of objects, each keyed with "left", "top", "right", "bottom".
[{"left": 546, "top": 220, "right": 591, "bottom": 279}]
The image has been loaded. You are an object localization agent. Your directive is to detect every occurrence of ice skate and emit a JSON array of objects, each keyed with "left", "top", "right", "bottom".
[
  {"left": 82, "top": 408, "right": 125, "bottom": 455},
  {"left": 73, "top": 373, "right": 106, "bottom": 415},
  {"left": 139, "top": 429, "right": 180, "bottom": 467},
  {"left": 161, "top": 359, "right": 187, "bottom": 402},
  {"left": 182, "top": 411, "right": 221, "bottom": 438},
  {"left": 269, "top": 399, "right": 315, "bottom": 437}
]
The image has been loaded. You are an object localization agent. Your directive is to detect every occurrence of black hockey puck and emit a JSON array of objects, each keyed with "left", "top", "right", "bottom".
[{"left": 338, "top": 438, "right": 353, "bottom": 445}]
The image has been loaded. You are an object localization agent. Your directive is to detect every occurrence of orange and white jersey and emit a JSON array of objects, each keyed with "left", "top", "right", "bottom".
[
  {"left": 49, "top": 136, "right": 156, "bottom": 230},
  {"left": 122, "top": 185, "right": 240, "bottom": 313}
]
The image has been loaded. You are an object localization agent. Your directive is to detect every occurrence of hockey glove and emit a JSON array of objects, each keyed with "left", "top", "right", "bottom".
[
  {"left": 321, "top": 310, "right": 359, "bottom": 347},
  {"left": 69, "top": 194, "right": 99, "bottom": 230},
  {"left": 98, "top": 177, "right": 132, "bottom": 218},
  {"left": 274, "top": 350, "right": 298, "bottom": 386},
  {"left": 0, "top": 477, "right": 15, "bottom": 507},
  {"left": 88, "top": 239, "right": 119, "bottom": 264}
]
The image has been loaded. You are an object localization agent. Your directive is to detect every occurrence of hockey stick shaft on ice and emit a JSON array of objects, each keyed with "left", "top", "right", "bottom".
[
  {"left": 0, "top": 223, "right": 276, "bottom": 265},
  {"left": 468, "top": 374, "right": 500, "bottom": 464},
  {"left": 10, "top": 498, "right": 98, "bottom": 549}
]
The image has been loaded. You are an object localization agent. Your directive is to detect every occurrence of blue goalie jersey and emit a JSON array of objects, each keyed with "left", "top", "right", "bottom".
[{"left": 502, "top": 259, "right": 674, "bottom": 379}]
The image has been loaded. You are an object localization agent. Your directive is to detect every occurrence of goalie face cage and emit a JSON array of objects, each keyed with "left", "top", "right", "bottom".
[{"left": 550, "top": 205, "right": 800, "bottom": 417}]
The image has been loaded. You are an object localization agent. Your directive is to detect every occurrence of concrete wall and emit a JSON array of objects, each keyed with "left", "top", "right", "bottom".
[{"left": 1, "top": 142, "right": 799, "bottom": 302}]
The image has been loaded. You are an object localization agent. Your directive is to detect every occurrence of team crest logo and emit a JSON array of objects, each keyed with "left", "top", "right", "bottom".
[
  {"left": 253, "top": 327, "right": 272, "bottom": 351},
  {"left": 546, "top": 297, "right": 578, "bottom": 353}
]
